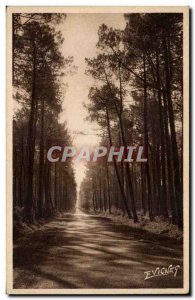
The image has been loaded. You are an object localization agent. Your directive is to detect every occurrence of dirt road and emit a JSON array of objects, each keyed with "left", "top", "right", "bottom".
[{"left": 13, "top": 212, "right": 183, "bottom": 289}]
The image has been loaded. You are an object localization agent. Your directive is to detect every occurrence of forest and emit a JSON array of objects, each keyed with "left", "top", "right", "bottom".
[
  {"left": 79, "top": 13, "right": 183, "bottom": 230},
  {"left": 12, "top": 13, "right": 183, "bottom": 232},
  {"left": 13, "top": 13, "right": 77, "bottom": 225},
  {"left": 10, "top": 11, "right": 187, "bottom": 292}
]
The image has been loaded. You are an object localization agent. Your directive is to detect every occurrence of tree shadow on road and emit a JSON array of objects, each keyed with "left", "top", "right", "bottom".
[{"left": 13, "top": 214, "right": 183, "bottom": 289}]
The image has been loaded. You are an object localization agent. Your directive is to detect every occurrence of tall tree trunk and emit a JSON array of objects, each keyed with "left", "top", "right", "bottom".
[
  {"left": 24, "top": 41, "right": 37, "bottom": 222},
  {"left": 18, "top": 134, "right": 24, "bottom": 206},
  {"left": 38, "top": 97, "right": 45, "bottom": 218},
  {"left": 114, "top": 65, "right": 138, "bottom": 222},
  {"left": 162, "top": 91, "right": 177, "bottom": 224},
  {"left": 105, "top": 104, "right": 132, "bottom": 219},
  {"left": 143, "top": 52, "right": 153, "bottom": 221},
  {"left": 141, "top": 162, "right": 147, "bottom": 215},
  {"left": 54, "top": 163, "right": 58, "bottom": 210},
  {"left": 45, "top": 159, "right": 53, "bottom": 217},
  {"left": 92, "top": 191, "right": 96, "bottom": 211},
  {"left": 105, "top": 160, "right": 111, "bottom": 213},
  {"left": 156, "top": 50, "right": 169, "bottom": 218},
  {"left": 99, "top": 170, "right": 103, "bottom": 211},
  {"left": 155, "top": 144, "right": 161, "bottom": 216},
  {"left": 163, "top": 35, "right": 183, "bottom": 229}
]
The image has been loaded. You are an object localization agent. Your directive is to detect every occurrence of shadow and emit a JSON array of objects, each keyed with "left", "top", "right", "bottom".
[{"left": 13, "top": 213, "right": 183, "bottom": 289}]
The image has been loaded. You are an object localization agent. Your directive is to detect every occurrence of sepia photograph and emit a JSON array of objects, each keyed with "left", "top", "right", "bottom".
[{"left": 6, "top": 6, "right": 189, "bottom": 294}]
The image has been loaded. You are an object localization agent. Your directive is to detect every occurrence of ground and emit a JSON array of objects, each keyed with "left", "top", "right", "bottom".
[{"left": 13, "top": 211, "right": 183, "bottom": 289}]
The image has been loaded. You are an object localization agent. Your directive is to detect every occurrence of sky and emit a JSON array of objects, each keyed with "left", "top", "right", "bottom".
[{"left": 59, "top": 14, "right": 126, "bottom": 193}]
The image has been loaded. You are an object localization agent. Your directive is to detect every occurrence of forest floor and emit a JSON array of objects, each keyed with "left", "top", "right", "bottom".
[
  {"left": 91, "top": 209, "right": 183, "bottom": 241},
  {"left": 13, "top": 211, "right": 183, "bottom": 289}
]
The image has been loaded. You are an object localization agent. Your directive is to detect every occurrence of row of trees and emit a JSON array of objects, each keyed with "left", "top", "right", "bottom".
[
  {"left": 80, "top": 13, "right": 183, "bottom": 229},
  {"left": 13, "top": 13, "right": 77, "bottom": 222}
]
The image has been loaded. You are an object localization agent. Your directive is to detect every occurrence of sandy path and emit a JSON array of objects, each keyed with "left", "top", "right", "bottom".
[{"left": 13, "top": 212, "right": 183, "bottom": 289}]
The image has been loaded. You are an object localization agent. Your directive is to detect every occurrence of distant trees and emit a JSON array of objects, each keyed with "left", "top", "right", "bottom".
[
  {"left": 13, "top": 13, "right": 76, "bottom": 222},
  {"left": 80, "top": 13, "right": 183, "bottom": 229}
]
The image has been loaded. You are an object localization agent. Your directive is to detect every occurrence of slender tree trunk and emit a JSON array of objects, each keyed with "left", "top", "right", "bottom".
[
  {"left": 163, "top": 35, "right": 183, "bottom": 229},
  {"left": 143, "top": 52, "right": 153, "bottom": 221},
  {"left": 105, "top": 104, "right": 132, "bottom": 219},
  {"left": 162, "top": 91, "right": 177, "bottom": 224},
  {"left": 105, "top": 160, "right": 111, "bottom": 213},
  {"left": 156, "top": 50, "right": 169, "bottom": 218},
  {"left": 141, "top": 162, "right": 147, "bottom": 215},
  {"left": 24, "top": 41, "right": 37, "bottom": 222},
  {"left": 18, "top": 134, "right": 24, "bottom": 206},
  {"left": 38, "top": 97, "right": 45, "bottom": 218},
  {"left": 99, "top": 170, "right": 103, "bottom": 211},
  {"left": 103, "top": 178, "right": 107, "bottom": 212},
  {"left": 54, "top": 163, "right": 58, "bottom": 210},
  {"left": 114, "top": 65, "right": 138, "bottom": 222},
  {"left": 155, "top": 144, "right": 161, "bottom": 216},
  {"left": 92, "top": 191, "right": 96, "bottom": 211}
]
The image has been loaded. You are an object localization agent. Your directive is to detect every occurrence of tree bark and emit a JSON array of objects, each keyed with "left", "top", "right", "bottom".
[
  {"left": 105, "top": 104, "right": 132, "bottom": 219},
  {"left": 24, "top": 40, "right": 37, "bottom": 222},
  {"left": 105, "top": 160, "right": 111, "bottom": 213},
  {"left": 163, "top": 35, "right": 183, "bottom": 229},
  {"left": 143, "top": 52, "right": 153, "bottom": 221},
  {"left": 156, "top": 49, "right": 169, "bottom": 218},
  {"left": 38, "top": 97, "right": 45, "bottom": 218}
]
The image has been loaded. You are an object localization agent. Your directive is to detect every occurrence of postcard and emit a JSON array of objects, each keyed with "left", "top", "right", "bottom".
[{"left": 6, "top": 6, "right": 189, "bottom": 295}]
